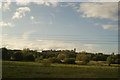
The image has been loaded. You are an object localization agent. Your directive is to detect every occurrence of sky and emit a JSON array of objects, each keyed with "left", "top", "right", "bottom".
[{"left": 0, "top": 1, "right": 119, "bottom": 54}]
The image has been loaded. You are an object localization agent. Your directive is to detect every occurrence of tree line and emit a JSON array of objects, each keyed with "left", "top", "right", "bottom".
[{"left": 1, "top": 47, "right": 120, "bottom": 66}]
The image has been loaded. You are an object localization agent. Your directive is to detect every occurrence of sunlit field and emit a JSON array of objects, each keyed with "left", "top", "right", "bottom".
[{"left": 2, "top": 61, "right": 119, "bottom": 78}]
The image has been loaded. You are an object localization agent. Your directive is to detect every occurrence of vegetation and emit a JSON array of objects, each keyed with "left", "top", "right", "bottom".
[
  {"left": 1, "top": 47, "right": 120, "bottom": 65},
  {"left": 107, "top": 57, "right": 112, "bottom": 66},
  {"left": 42, "top": 59, "right": 51, "bottom": 67},
  {"left": 2, "top": 61, "right": 119, "bottom": 78},
  {"left": 76, "top": 53, "right": 91, "bottom": 64},
  {"left": 64, "top": 58, "right": 75, "bottom": 64},
  {"left": 1, "top": 47, "right": 119, "bottom": 78}
]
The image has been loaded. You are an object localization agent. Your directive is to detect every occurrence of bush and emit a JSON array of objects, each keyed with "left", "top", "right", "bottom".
[
  {"left": 57, "top": 53, "right": 67, "bottom": 60},
  {"left": 11, "top": 51, "right": 23, "bottom": 61},
  {"left": 23, "top": 54, "right": 35, "bottom": 61},
  {"left": 35, "top": 57, "right": 43, "bottom": 63},
  {"left": 64, "top": 58, "right": 75, "bottom": 64},
  {"left": 87, "top": 61, "right": 97, "bottom": 65},
  {"left": 49, "top": 57, "right": 61, "bottom": 63},
  {"left": 2, "top": 47, "right": 11, "bottom": 60},
  {"left": 42, "top": 59, "right": 51, "bottom": 67},
  {"left": 81, "top": 61, "right": 88, "bottom": 65},
  {"left": 107, "top": 57, "right": 112, "bottom": 66},
  {"left": 114, "top": 59, "right": 120, "bottom": 64},
  {"left": 76, "top": 54, "right": 90, "bottom": 65},
  {"left": 75, "top": 61, "right": 88, "bottom": 65}
]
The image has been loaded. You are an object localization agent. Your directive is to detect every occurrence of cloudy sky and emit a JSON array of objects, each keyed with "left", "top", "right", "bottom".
[{"left": 0, "top": 1, "right": 119, "bottom": 54}]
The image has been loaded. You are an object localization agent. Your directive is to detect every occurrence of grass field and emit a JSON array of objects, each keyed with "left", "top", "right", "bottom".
[{"left": 2, "top": 61, "right": 119, "bottom": 78}]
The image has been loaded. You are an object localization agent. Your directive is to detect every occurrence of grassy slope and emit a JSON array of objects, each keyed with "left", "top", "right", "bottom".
[{"left": 2, "top": 61, "right": 119, "bottom": 78}]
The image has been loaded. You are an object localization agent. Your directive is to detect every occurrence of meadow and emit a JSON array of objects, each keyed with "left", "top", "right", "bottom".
[{"left": 2, "top": 61, "right": 119, "bottom": 78}]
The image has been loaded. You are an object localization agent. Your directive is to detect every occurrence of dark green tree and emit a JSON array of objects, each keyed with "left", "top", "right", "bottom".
[
  {"left": 11, "top": 51, "right": 23, "bottom": 61},
  {"left": 64, "top": 58, "right": 75, "bottom": 64},
  {"left": 76, "top": 53, "right": 91, "bottom": 64},
  {"left": 57, "top": 53, "right": 67, "bottom": 60},
  {"left": 2, "top": 47, "right": 11, "bottom": 60},
  {"left": 107, "top": 56, "right": 112, "bottom": 66},
  {"left": 23, "top": 53, "right": 35, "bottom": 61}
]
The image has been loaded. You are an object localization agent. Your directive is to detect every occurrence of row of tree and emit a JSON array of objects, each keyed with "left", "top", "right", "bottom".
[{"left": 1, "top": 47, "right": 120, "bottom": 66}]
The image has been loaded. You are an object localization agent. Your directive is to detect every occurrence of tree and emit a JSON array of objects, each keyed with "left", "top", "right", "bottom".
[
  {"left": 23, "top": 53, "right": 35, "bottom": 61},
  {"left": 22, "top": 48, "right": 31, "bottom": 55},
  {"left": 48, "top": 57, "right": 61, "bottom": 63},
  {"left": 2, "top": 47, "right": 11, "bottom": 60},
  {"left": 76, "top": 53, "right": 91, "bottom": 64},
  {"left": 67, "top": 53, "right": 76, "bottom": 58},
  {"left": 64, "top": 58, "right": 75, "bottom": 64},
  {"left": 11, "top": 51, "right": 23, "bottom": 61},
  {"left": 42, "top": 52, "right": 58, "bottom": 58},
  {"left": 22, "top": 48, "right": 30, "bottom": 53},
  {"left": 114, "top": 54, "right": 120, "bottom": 64},
  {"left": 92, "top": 53, "right": 107, "bottom": 61},
  {"left": 107, "top": 56, "right": 112, "bottom": 66},
  {"left": 35, "top": 56, "right": 43, "bottom": 63},
  {"left": 57, "top": 53, "right": 67, "bottom": 61}
]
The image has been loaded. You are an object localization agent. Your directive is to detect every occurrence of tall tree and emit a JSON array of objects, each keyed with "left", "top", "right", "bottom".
[{"left": 107, "top": 56, "right": 112, "bottom": 66}]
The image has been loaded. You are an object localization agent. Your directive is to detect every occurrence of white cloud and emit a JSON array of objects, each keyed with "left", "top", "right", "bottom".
[
  {"left": 78, "top": 3, "right": 118, "bottom": 21},
  {"left": 49, "top": 0, "right": 58, "bottom": 7},
  {"left": 30, "top": 15, "right": 53, "bottom": 25},
  {"left": 12, "top": 12, "right": 22, "bottom": 19},
  {"left": 16, "top": 0, "right": 30, "bottom": 5},
  {"left": 12, "top": 7, "right": 31, "bottom": 19},
  {"left": 15, "top": 0, "right": 58, "bottom": 7},
  {"left": 30, "top": 16, "right": 35, "bottom": 20},
  {"left": 0, "top": 21, "right": 14, "bottom": 27},
  {"left": 0, "top": 3, "right": 2, "bottom": 9},
  {"left": 2, "top": 34, "right": 117, "bottom": 53},
  {"left": 2, "top": 30, "right": 76, "bottom": 50},
  {"left": 2, "top": 0, "right": 11, "bottom": 11},
  {"left": 83, "top": 44, "right": 100, "bottom": 52},
  {"left": 60, "top": 3, "right": 78, "bottom": 8},
  {"left": 2, "top": 35, "right": 76, "bottom": 51},
  {"left": 35, "top": 1, "right": 50, "bottom": 6},
  {"left": 102, "top": 24, "right": 118, "bottom": 30},
  {"left": 2, "top": 32, "right": 37, "bottom": 50},
  {"left": 37, "top": 40, "right": 76, "bottom": 50},
  {"left": 2, "top": 36, "right": 33, "bottom": 50},
  {"left": 84, "top": 44, "right": 99, "bottom": 48},
  {"left": 33, "top": 0, "right": 58, "bottom": 7},
  {"left": 30, "top": 16, "right": 42, "bottom": 24},
  {"left": 16, "top": 7, "right": 31, "bottom": 13}
]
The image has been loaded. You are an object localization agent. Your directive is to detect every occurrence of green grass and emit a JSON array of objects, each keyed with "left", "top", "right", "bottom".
[{"left": 2, "top": 61, "right": 119, "bottom": 78}]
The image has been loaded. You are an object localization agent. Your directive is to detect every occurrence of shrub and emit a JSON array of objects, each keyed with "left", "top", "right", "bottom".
[
  {"left": 49, "top": 57, "right": 61, "bottom": 63},
  {"left": 42, "top": 59, "right": 51, "bottom": 67},
  {"left": 107, "top": 57, "right": 112, "bottom": 66},
  {"left": 87, "top": 61, "right": 97, "bottom": 65},
  {"left": 35, "top": 57, "right": 43, "bottom": 63},
  {"left": 114, "top": 59, "right": 120, "bottom": 64},
  {"left": 76, "top": 54, "right": 90, "bottom": 65},
  {"left": 64, "top": 58, "right": 75, "bottom": 64},
  {"left": 23, "top": 54, "right": 35, "bottom": 61},
  {"left": 11, "top": 51, "right": 23, "bottom": 61},
  {"left": 2, "top": 47, "right": 11, "bottom": 60},
  {"left": 57, "top": 53, "right": 67, "bottom": 60}
]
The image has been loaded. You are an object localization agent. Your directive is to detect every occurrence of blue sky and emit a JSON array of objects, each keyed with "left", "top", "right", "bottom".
[{"left": 0, "top": 2, "right": 118, "bottom": 54}]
